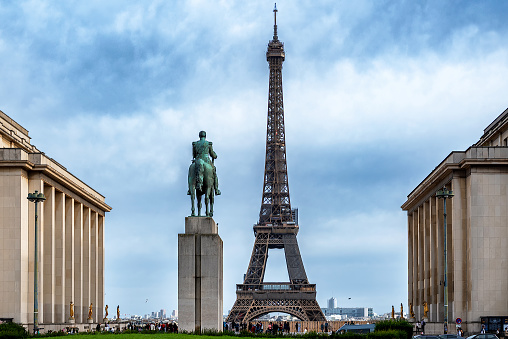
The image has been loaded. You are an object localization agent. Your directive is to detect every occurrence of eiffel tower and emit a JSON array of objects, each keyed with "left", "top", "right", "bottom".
[{"left": 227, "top": 5, "right": 325, "bottom": 323}]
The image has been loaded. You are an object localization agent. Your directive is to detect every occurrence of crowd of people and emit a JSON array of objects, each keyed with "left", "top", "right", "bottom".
[
  {"left": 124, "top": 322, "right": 178, "bottom": 333},
  {"left": 89, "top": 321, "right": 179, "bottom": 333},
  {"left": 224, "top": 321, "right": 315, "bottom": 334}
]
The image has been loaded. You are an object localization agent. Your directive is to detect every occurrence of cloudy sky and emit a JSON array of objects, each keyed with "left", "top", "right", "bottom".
[{"left": 2, "top": 0, "right": 508, "bottom": 317}]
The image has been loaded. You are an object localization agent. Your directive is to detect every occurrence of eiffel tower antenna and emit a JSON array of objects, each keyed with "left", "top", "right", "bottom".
[
  {"left": 227, "top": 5, "right": 325, "bottom": 323},
  {"left": 273, "top": 3, "right": 278, "bottom": 40}
]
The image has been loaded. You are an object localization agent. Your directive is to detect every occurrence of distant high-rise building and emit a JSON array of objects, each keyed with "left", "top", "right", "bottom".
[
  {"left": 172, "top": 310, "right": 178, "bottom": 318},
  {"left": 160, "top": 309, "right": 166, "bottom": 318},
  {"left": 328, "top": 297, "right": 337, "bottom": 309}
]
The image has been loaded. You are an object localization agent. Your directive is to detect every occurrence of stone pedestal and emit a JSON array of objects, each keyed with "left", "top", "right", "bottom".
[
  {"left": 68, "top": 318, "right": 75, "bottom": 324},
  {"left": 87, "top": 318, "right": 93, "bottom": 324},
  {"left": 178, "top": 217, "right": 223, "bottom": 333}
]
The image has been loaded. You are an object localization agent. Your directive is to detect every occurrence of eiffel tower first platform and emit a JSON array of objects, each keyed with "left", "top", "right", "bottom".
[{"left": 227, "top": 5, "right": 325, "bottom": 323}]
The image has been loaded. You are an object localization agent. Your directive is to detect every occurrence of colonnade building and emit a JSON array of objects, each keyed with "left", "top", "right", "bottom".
[
  {"left": 401, "top": 108, "right": 508, "bottom": 333},
  {"left": 0, "top": 110, "right": 112, "bottom": 328}
]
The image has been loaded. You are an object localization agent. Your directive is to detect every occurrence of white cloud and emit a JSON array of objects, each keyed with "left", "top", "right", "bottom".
[
  {"left": 3, "top": 0, "right": 508, "bottom": 316},
  {"left": 285, "top": 48, "right": 508, "bottom": 150}
]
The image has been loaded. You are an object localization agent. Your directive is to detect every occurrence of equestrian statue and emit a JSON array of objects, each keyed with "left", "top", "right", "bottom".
[{"left": 188, "top": 131, "right": 220, "bottom": 217}]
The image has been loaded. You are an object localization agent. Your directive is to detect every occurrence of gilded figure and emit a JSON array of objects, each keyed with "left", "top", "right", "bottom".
[
  {"left": 400, "top": 303, "right": 404, "bottom": 319},
  {"left": 88, "top": 303, "right": 93, "bottom": 320},
  {"left": 423, "top": 301, "right": 429, "bottom": 318},
  {"left": 117, "top": 305, "right": 120, "bottom": 319},
  {"left": 104, "top": 305, "right": 108, "bottom": 319},
  {"left": 69, "top": 301, "right": 74, "bottom": 319},
  {"left": 410, "top": 302, "right": 415, "bottom": 318}
]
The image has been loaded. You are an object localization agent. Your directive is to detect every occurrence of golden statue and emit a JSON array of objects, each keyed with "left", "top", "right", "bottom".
[
  {"left": 69, "top": 301, "right": 75, "bottom": 319},
  {"left": 410, "top": 302, "right": 415, "bottom": 318},
  {"left": 117, "top": 305, "right": 120, "bottom": 319},
  {"left": 88, "top": 303, "right": 93, "bottom": 320},
  {"left": 391, "top": 305, "right": 395, "bottom": 319},
  {"left": 104, "top": 305, "right": 108, "bottom": 319},
  {"left": 400, "top": 303, "right": 404, "bottom": 319},
  {"left": 423, "top": 301, "right": 429, "bottom": 318}
]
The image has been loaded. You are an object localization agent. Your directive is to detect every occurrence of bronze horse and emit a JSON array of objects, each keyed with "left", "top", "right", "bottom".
[{"left": 188, "top": 158, "right": 215, "bottom": 217}]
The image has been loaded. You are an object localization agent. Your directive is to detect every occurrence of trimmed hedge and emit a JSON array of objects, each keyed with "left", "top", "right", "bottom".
[
  {"left": 0, "top": 322, "right": 28, "bottom": 339},
  {"left": 368, "top": 330, "right": 407, "bottom": 339},
  {"left": 374, "top": 320, "right": 413, "bottom": 339}
]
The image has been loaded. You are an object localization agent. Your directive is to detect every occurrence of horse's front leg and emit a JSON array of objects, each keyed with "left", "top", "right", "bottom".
[
  {"left": 209, "top": 191, "right": 214, "bottom": 217},
  {"left": 205, "top": 191, "right": 210, "bottom": 217},
  {"left": 190, "top": 187, "right": 196, "bottom": 216},
  {"left": 197, "top": 193, "right": 202, "bottom": 216}
]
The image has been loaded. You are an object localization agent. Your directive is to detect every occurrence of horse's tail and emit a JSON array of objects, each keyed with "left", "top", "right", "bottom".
[
  {"left": 188, "top": 162, "right": 195, "bottom": 195},
  {"left": 195, "top": 159, "right": 204, "bottom": 190}
]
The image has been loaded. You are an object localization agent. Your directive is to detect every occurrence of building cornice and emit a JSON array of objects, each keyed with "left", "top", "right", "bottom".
[
  {"left": 402, "top": 146, "right": 508, "bottom": 212},
  {"left": 0, "top": 148, "right": 111, "bottom": 212},
  {"left": 0, "top": 110, "right": 40, "bottom": 153},
  {"left": 475, "top": 108, "right": 508, "bottom": 146}
]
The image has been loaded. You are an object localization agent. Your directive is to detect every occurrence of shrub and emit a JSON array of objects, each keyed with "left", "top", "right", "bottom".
[
  {"left": 332, "top": 331, "right": 366, "bottom": 339},
  {"left": 0, "top": 322, "right": 28, "bottom": 339},
  {"left": 368, "top": 330, "right": 407, "bottom": 339},
  {"left": 375, "top": 320, "right": 413, "bottom": 339}
]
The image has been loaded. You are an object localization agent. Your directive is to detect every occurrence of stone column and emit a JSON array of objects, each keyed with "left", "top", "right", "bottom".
[
  {"left": 423, "top": 200, "right": 430, "bottom": 319},
  {"left": 98, "top": 215, "right": 105, "bottom": 323},
  {"left": 412, "top": 211, "right": 418, "bottom": 316},
  {"left": 451, "top": 176, "right": 466, "bottom": 330},
  {"left": 43, "top": 185, "right": 56, "bottom": 324},
  {"left": 430, "top": 197, "right": 438, "bottom": 322},
  {"left": 65, "top": 197, "right": 75, "bottom": 322},
  {"left": 418, "top": 205, "right": 424, "bottom": 318},
  {"left": 82, "top": 207, "right": 91, "bottom": 322},
  {"left": 19, "top": 170, "right": 29, "bottom": 325},
  {"left": 91, "top": 211, "right": 98, "bottom": 323},
  {"left": 445, "top": 183, "right": 454, "bottom": 326},
  {"left": 73, "top": 202, "right": 83, "bottom": 323},
  {"left": 178, "top": 217, "right": 223, "bottom": 332},
  {"left": 437, "top": 196, "right": 444, "bottom": 322},
  {"left": 54, "top": 191, "right": 66, "bottom": 323}
]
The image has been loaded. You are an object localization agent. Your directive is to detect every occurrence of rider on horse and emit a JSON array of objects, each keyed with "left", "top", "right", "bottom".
[{"left": 188, "top": 131, "right": 221, "bottom": 195}]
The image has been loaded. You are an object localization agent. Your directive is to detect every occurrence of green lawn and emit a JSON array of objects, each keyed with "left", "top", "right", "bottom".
[{"left": 77, "top": 334, "right": 237, "bottom": 339}]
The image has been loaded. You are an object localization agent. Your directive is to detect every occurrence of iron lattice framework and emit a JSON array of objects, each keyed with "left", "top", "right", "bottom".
[
  {"left": 227, "top": 6, "right": 325, "bottom": 323},
  {"left": 259, "top": 5, "right": 291, "bottom": 225}
]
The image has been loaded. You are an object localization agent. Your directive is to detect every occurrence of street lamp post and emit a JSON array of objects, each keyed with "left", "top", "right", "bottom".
[
  {"left": 27, "top": 190, "right": 46, "bottom": 334},
  {"left": 436, "top": 186, "right": 454, "bottom": 334}
]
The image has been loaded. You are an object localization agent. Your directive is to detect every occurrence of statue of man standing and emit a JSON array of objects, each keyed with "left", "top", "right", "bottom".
[{"left": 188, "top": 131, "right": 220, "bottom": 195}]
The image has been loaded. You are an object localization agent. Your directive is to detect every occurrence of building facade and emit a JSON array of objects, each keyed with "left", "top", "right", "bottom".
[
  {"left": 321, "top": 307, "right": 373, "bottom": 318},
  {"left": 402, "top": 108, "right": 508, "bottom": 333},
  {"left": 0, "top": 110, "right": 111, "bottom": 328}
]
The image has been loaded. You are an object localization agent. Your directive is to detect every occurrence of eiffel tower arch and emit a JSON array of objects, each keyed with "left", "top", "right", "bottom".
[{"left": 227, "top": 5, "right": 325, "bottom": 323}]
